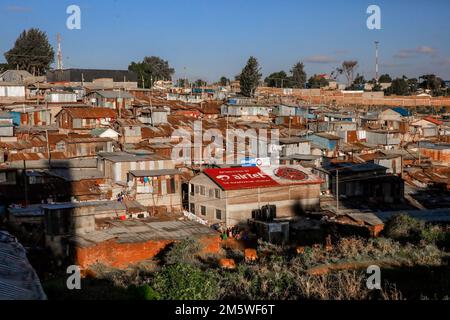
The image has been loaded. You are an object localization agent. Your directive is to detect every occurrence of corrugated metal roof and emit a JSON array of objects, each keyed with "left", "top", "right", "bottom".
[
  {"left": 0, "top": 231, "right": 47, "bottom": 300},
  {"left": 45, "top": 168, "right": 104, "bottom": 181},
  {"left": 59, "top": 107, "right": 117, "bottom": 119},
  {"left": 62, "top": 137, "right": 113, "bottom": 144},
  {"left": 129, "top": 169, "right": 180, "bottom": 177},
  {"left": 98, "top": 152, "right": 166, "bottom": 162},
  {"left": 71, "top": 219, "right": 216, "bottom": 247},
  {"left": 92, "top": 91, "right": 134, "bottom": 99}
]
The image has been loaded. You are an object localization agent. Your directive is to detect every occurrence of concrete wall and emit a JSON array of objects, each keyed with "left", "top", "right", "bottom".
[
  {"left": 105, "top": 159, "right": 175, "bottom": 183},
  {"left": 46, "top": 93, "right": 77, "bottom": 103},
  {"left": 189, "top": 173, "right": 226, "bottom": 225},
  {"left": 225, "top": 184, "right": 321, "bottom": 227},
  {"left": 375, "top": 157, "right": 402, "bottom": 175},
  {"left": 366, "top": 131, "right": 401, "bottom": 146},
  {"left": 281, "top": 141, "right": 311, "bottom": 157},
  {"left": 0, "top": 85, "right": 25, "bottom": 97}
]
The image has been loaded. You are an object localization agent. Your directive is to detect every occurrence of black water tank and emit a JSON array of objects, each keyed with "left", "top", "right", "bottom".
[
  {"left": 252, "top": 209, "right": 262, "bottom": 220},
  {"left": 269, "top": 205, "right": 276, "bottom": 221}
]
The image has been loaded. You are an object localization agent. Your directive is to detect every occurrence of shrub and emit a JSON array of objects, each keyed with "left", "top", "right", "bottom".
[
  {"left": 164, "top": 239, "right": 202, "bottom": 265},
  {"left": 383, "top": 214, "right": 450, "bottom": 247},
  {"left": 383, "top": 214, "right": 424, "bottom": 243},
  {"left": 152, "top": 263, "right": 219, "bottom": 300},
  {"left": 127, "top": 284, "right": 160, "bottom": 300},
  {"left": 420, "top": 225, "right": 446, "bottom": 245}
]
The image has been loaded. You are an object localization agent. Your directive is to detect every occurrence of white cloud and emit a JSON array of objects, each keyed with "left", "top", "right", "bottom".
[
  {"left": 303, "top": 55, "right": 337, "bottom": 64},
  {"left": 394, "top": 46, "right": 437, "bottom": 59},
  {"left": 6, "top": 5, "right": 32, "bottom": 12}
]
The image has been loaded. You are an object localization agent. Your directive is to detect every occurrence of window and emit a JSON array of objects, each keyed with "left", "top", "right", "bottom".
[
  {"left": 215, "top": 189, "right": 221, "bottom": 199},
  {"left": 200, "top": 186, "right": 206, "bottom": 196},
  {"left": 190, "top": 203, "right": 195, "bottom": 214},
  {"left": 168, "top": 177, "right": 176, "bottom": 194},
  {"left": 200, "top": 205, "right": 206, "bottom": 216},
  {"left": 190, "top": 184, "right": 195, "bottom": 195},
  {"left": 215, "top": 209, "right": 222, "bottom": 220}
]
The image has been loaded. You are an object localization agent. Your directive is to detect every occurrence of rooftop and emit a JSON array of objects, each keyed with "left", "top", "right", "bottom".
[
  {"left": 91, "top": 90, "right": 134, "bottom": 99},
  {"left": 70, "top": 219, "right": 216, "bottom": 247},
  {"left": 59, "top": 107, "right": 117, "bottom": 119},
  {"left": 129, "top": 169, "right": 181, "bottom": 177},
  {"left": 203, "top": 165, "right": 322, "bottom": 191},
  {"left": 98, "top": 151, "right": 169, "bottom": 162},
  {"left": 313, "top": 132, "right": 341, "bottom": 140},
  {"left": 323, "top": 162, "right": 388, "bottom": 173}
]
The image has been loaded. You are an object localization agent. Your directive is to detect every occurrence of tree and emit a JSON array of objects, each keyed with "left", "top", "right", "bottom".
[
  {"left": 128, "top": 56, "right": 175, "bottom": 88},
  {"left": 350, "top": 73, "right": 366, "bottom": 90},
  {"left": 387, "top": 78, "right": 410, "bottom": 96},
  {"left": 177, "top": 78, "right": 189, "bottom": 88},
  {"left": 194, "top": 79, "right": 207, "bottom": 87},
  {"left": 307, "top": 74, "right": 329, "bottom": 89},
  {"left": 0, "top": 63, "right": 9, "bottom": 73},
  {"left": 407, "top": 78, "right": 419, "bottom": 94},
  {"left": 4, "top": 28, "right": 54, "bottom": 75},
  {"left": 264, "top": 70, "right": 288, "bottom": 88},
  {"left": 291, "top": 62, "right": 307, "bottom": 88},
  {"left": 372, "top": 83, "right": 383, "bottom": 92},
  {"left": 378, "top": 74, "right": 392, "bottom": 83},
  {"left": 239, "top": 56, "right": 262, "bottom": 97},
  {"left": 419, "top": 74, "right": 445, "bottom": 96},
  {"left": 219, "top": 76, "right": 229, "bottom": 86},
  {"left": 340, "top": 61, "right": 358, "bottom": 88}
]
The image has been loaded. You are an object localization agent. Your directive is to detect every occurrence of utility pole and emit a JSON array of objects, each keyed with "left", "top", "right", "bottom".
[
  {"left": 288, "top": 116, "right": 292, "bottom": 138},
  {"left": 37, "top": 82, "right": 40, "bottom": 105},
  {"left": 418, "top": 140, "right": 421, "bottom": 165},
  {"left": 306, "top": 102, "right": 310, "bottom": 138},
  {"left": 336, "top": 168, "right": 339, "bottom": 214},
  {"left": 23, "top": 160, "right": 28, "bottom": 207},
  {"left": 400, "top": 154, "right": 404, "bottom": 179},
  {"left": 118, "top": 89, "right": 122, "bottom": 118},
  {"left": 45, "top": 129, "right": 50, "bottom": 165},
  {"left": 374, "top": 41, "right": 379, "bottom": 82}
]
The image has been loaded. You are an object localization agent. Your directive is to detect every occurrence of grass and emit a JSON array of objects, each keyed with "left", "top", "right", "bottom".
[{"left": 40, "top": 215, "right": 450, "bottom": 300}]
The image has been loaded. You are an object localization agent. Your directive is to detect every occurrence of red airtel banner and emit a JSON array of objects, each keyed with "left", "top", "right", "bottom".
[{"left": 204, "top": 167, "right": 279, "bottom": 190}]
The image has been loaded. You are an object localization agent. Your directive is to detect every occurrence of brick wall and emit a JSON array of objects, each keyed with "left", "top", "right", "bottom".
[{"left": 75, "top": 234, "right": 221, "bottom": 269}]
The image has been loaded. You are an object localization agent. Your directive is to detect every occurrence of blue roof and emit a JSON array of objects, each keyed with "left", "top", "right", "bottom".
[{"left": 391, "top": 107, "right": 411, "bottom": 117}]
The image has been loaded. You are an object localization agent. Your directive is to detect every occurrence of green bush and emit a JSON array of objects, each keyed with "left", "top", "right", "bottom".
[
  {"left": 383, "top": 214, "right": 425, "bottom": 243},
  {"left": 383, "top": 214, "right": 450, "bottom": 247},
  {"left": 127, "top": 284, "right": 160, "bottom": 300},
  {"left": 420, "top": 225, "right": 446, "bottom": 245},
  {"left": 152, "top": 263, "right": 219, "bottom": 300},
  {"left": 164, "top": 239, "right": 202, "bottom": 265}
]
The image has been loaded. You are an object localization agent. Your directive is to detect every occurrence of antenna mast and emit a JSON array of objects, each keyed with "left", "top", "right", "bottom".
[
  {"left": 374, "top": 41, "right": 379, "bottom": 82},
  {"left": 57, "top": 33, "right": 63, "bottom": 70}
]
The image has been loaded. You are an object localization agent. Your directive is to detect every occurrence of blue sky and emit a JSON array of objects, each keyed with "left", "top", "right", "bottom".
[{"left": 1, "top": 0, "right": 450, "bottom": 82}]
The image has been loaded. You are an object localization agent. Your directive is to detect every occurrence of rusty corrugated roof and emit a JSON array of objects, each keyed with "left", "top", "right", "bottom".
[{"left": 59, "top": 107, "right": 117, "bottom": 119}]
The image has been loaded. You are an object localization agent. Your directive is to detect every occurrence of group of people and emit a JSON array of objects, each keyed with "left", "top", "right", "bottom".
[
  {"left": 220, "top": 226, "right": 247, "bottom": 241},
  {"left": 116, "top": 191, "right": 127, "bottom": 203}
]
